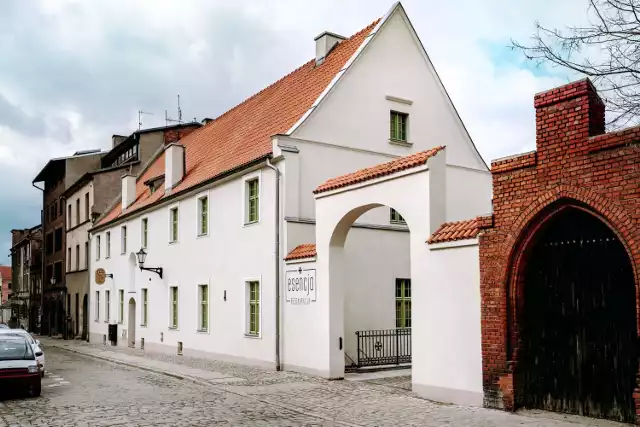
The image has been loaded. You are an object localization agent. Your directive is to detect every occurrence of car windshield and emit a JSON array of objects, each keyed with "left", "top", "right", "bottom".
[
  {"left": 0, "top": 338, "right": 34, "bottom": 360},
  {"left": 0, "top": 331, "right": 34, "bottom": 345}
]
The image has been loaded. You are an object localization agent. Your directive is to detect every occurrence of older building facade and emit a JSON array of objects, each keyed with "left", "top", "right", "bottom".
[
  {"left": 88, "top": 2, "right": 490, "bottom": 388},
  {"left": 9, "top": 225, "right": 42, "bottom": 330}
]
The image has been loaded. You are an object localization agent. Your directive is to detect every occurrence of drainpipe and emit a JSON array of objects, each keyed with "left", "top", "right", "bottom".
[
  {"left": 264, "top": 158, "right": 281, "bottom": 371},
  {"left": 32, "top": 183, "right": 45, "bottom": 335}
]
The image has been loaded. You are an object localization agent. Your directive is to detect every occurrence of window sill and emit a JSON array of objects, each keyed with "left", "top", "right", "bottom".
[
  {"left": 388, "top": 139, "right": 412, "bottom": 147},
  {"left": 168, "top": 241, "right": 179, "bottom": 245},
  {"left": 104, "top": 320, "right": 110, "bottom": 323},
  {"left": 243, "top": 220, "right": 259, "bottom": 227},
  {"left": 196, "top": 232, "right": 208, "bottom": 239},
  {"left": 196, "top": 329, "right": 209, "bottom": 334},
  {"left": 140, "top": 324, "right": 147, "bottom": 328},
  {"left": 244, "top": 333, "right": 261, "bottom": 339},
  {"left": 168, "top": 326, "right": 179, "bottom": 331}
]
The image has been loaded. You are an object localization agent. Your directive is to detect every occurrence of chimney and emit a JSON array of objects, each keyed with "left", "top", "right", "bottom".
[
  {"left": 121, "top": 174, "right": 136, "bottom": 211},
  {"left": 165, "top": 143, "right": 185, "bottom": 193},
  {"left": 534, "top": 79, "right": 605, "bottom": 156},
  {"left": 112, "top": 135, "right": 127, "bottom": 148},
  {"left": 314, "top": 31, "right": 346, "bottom": 66}
]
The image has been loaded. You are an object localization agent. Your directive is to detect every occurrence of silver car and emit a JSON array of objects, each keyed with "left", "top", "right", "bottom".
[{"left": 0, "top": 330, "right": 45, "bottom": 377}]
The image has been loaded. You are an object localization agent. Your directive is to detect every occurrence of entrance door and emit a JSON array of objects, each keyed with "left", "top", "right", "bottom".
[
  {"left": 128, "top": 298, "right": 136, "bottom": 348},
  {"left": 82, "top": 295, "right": 88, "bottom": 340},
  {"left": 519, "top": 208, "right": 637, "bottom": 422},
  {"left": 75, "top": 294, "right": 79, "bottom": 337}
]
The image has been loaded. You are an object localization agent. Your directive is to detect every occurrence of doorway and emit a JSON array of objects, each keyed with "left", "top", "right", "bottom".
[
  {"left": 128, "top": 298, "right": 136, "bottom": 348},
  {"left": 82, "top": 295, "right": 88, "bottom": 341},
  {"left": 517, "top": 207, "right": 637, "bottom": 422}
]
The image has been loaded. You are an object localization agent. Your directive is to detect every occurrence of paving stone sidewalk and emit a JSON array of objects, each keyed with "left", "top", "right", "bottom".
[{"left": 38, "top": 337, "right": 629, "bottom": 427}]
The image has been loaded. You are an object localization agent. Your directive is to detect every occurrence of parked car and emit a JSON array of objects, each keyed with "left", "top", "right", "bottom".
[
  {"left": 0, "top": 335, "right": 41, "bottom": 397},
  {"left": 0, "top": 324, "right": 9, "bottom": 329},
  {"left": 0, "top": 330, "right": 45, "bottom": 377}
]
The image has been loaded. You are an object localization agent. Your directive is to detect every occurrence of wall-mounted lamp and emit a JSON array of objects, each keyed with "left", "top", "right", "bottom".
[{"left": 136, "top": 248, "right": 163, "bottom": 279}]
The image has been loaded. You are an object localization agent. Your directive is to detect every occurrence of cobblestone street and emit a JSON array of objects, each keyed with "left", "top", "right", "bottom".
[{"left": 0, "top": 338, "right": 630, "bottom": 426}]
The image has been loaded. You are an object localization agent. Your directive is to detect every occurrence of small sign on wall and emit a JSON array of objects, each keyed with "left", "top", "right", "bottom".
[
  {"left": 285, "top": 267, "right": 316, "bottom": 305},
  {"left": 95, "top": 268, "right": 106, "bottom": 285}
]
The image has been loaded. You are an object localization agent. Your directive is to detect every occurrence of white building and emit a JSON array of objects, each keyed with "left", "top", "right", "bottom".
[{"left": 89, "top": 2, "right": 491, "bottom": 405}]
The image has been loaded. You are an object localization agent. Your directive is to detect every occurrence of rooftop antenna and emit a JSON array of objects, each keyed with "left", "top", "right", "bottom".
[
  {"left": 165, "top": 95, "right": 184, "bottom": 126},
  {"left": 138, "top": 110, "right": 154, "bottom": 131}
]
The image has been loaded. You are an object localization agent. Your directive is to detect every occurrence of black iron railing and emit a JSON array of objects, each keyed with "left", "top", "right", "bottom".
[{"left": 356, "top": 328, "right": 411, "bottom": 368}]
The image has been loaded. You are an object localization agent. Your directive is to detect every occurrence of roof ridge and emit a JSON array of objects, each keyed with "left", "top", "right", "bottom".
[{"left": 204, "top": 17, "right": 381, "bottom": 129}]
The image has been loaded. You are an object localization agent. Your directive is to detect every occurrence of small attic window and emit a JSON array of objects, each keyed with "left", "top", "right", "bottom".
[{"left": 144, "top": 175, "right": 165, "bottom": 194}]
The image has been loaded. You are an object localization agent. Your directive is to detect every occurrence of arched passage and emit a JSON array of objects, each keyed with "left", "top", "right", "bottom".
[{"left": 511, "top": 206, "right": 637, "bottom": 422}]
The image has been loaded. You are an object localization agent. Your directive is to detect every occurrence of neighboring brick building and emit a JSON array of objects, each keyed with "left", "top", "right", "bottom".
[
  {"left": 0, "top": 265, "right": 11, "bottom": 304},
  {"left": 10, "top": 225, "right": 43, "bottom": 331},
  {"left": 478, "top": 79, "right": 640, "bottom": 423}
]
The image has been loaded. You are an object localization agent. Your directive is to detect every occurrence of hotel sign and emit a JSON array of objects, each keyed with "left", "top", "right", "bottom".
[{"left": 285, "top": 267, "right": 316, "bottom": 305}]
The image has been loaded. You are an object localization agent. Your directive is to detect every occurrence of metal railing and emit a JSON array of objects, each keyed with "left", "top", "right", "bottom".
[{"left": 355, "top": 328, "right": 411, "bottom": 368}]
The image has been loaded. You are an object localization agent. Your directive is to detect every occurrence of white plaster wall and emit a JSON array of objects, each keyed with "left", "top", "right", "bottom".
[
  {"left": 412, "top": 241, "right": 483, "bottom": 406},
  {"left": 446, "top": 167, "right": 492, "bottom": 222},
  {"left": 292, "top": 10, "right": 486, "bottom": 171},
  {"left": 90, "top": 166, "right": 278, "bottom": 366}
]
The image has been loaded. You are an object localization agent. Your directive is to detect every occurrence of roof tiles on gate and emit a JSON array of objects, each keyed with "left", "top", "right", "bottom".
[
  {"left": 314, "top": 146, "right": 445, "bottom": 194},
  {"left": 427, "top": 219, "right": 479, "bottom": 244},
  {"left": 96, "top": 18, "right": 381, "bottom": 228},
  {"left": 285, "top": 244, "right": 317, "bottom": 261}
]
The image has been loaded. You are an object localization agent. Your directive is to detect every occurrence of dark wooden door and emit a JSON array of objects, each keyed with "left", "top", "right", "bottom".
[{"left": 519, "top": 208, "right": 637, "bottom": 423}]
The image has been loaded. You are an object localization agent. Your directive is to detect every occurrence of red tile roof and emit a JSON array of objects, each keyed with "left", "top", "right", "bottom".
[
  {"left": 427, "top": 219, "right": 479, "bottom": 244},
  {"left": 314, "top": 147, "right": 445, "bottom": 194},
  {"left": 285, "top": 244, "right": 317, "bottom": 261},
  {"left": 96, "top": 19, "right": 380, "bottom": 228}
]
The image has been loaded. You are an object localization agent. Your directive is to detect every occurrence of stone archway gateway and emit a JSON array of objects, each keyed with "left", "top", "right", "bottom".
[{"left": 478, "top": 79, "right": 640, "bottom": 423}]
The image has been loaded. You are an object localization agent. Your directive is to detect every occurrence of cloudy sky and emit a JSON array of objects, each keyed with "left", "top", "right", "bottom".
[{"left": 0, "top": 0, "right": 590, "bottom": 257}]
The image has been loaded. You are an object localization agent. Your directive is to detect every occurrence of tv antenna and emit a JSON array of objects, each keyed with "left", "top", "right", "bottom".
[
  {"left": 165, "top": 94, "right": 183, "bottom": 126},
  {"left": 138, "top": 110, "right": 154, "bottom": 130}
]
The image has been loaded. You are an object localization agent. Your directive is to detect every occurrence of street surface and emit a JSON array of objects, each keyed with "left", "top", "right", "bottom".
[{"left": 0, "top": 343, "right": 629, "bottom": 426}]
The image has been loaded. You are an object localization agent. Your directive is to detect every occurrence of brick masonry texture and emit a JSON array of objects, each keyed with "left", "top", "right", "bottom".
[{"left": 479, "top": 78, "right": 640, "bottom": 421}]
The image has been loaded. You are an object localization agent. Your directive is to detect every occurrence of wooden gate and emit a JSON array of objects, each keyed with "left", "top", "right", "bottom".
[{"left": 518, "top": 208, "right": 637, "bottom": 422}]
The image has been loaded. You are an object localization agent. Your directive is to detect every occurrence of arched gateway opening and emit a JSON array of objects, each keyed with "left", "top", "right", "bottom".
[{"left": 512, "top": 206, "right": 637, "bottom": 422}]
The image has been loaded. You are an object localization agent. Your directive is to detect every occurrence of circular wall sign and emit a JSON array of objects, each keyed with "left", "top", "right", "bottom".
[{"left": 95, "top": 268, "right": 106, "bottom": 285}]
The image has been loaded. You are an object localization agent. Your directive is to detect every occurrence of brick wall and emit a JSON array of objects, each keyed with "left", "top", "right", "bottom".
[{"left": 478, "top": 79, "right": 640, "bottom": 418}]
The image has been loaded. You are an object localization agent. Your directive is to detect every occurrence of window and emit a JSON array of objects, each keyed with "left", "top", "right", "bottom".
[
  {"left": 45, "top": 232, "right": 53, "bottom": 256},
  {"left": 390, "top": 208, "right": 406, "bottom": 225},
  {"left": 54, "top": 262, "right": 62, "bottom": 283},
  {"left": 53, "top": 201, "right": 57, "bottom": 219},
  {"left": 59, "top": 198, "right": 63, "bottom": 215},
  {"left": 390, "top": 111, "right": 408, "bottom": 142},
  {"left": 170, "top": 286, "right": 178, "bottom": 328},
  {"left": 85, "top": 242, "right": 89, "bottom": 269},
  {"left": 95, "top": 291, "right": 100, "bottom": 321},
  {"left": 54, "top": 228, "right": 62, "bottom": 252},
  {"left": 67, "top": 247, "right": 72, "bottom": 271},
  {"left": 68, "top": 205, "right": 72, "bottom": 229},
  {"left": 96, "top": 235, "right": 101, "bottom": 260},
  {"left": 169, "top": 207, "right": 179, "bottom": 243},
  {"left": 198, "top": 196, "right": 208, "bottom": 236},
  {"left": 121, "top": 226, "right": 127, "bottom": 254},
  {"left": 119, "top": 289, "right": 124, "bottom": 323},
  {"left": 198, "top": 285, "right": 208, "bottom": 331},
  {"left": 246, "top": 179, "right": 259, "bottom": 224},
  {"left": 106, "top": 232, "right": 111, "bottom": 258},
  {"left": 45, "top": 265, "right": 53, "bottom": 286},
  {"left": 395, "top": 279, "right": 411, "bottom": 328},
  {"left": 141, "top": 218, "right": 148, "bottom": 248},
  {"left": 141, "top": 289, "right": 148, "bottom": 326},
  {"left": 75, "top": 244, "right": 80, "bottom": 270},
  {"left": 247, "top": 281, "right": 260, "bottom": 335},
  {"left": 105, "top": 290, "right": 110, "bottom": 322},
  {"left": 85, "top": 192, "right": 90, "bottom": 222},
  {"left": 76, "top": 199, "right": 80, "bottom": 226}
]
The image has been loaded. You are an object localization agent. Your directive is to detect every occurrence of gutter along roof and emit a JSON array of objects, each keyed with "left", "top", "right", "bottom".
[{"left": 94, "top": 17, "right": 381, "bottom": 230}]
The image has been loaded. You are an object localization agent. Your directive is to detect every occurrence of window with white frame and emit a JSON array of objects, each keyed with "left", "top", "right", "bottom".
[
  {"left": 141, "top": 288, "right": 148, "bottom": 326},
  {"left": 67, "top": 247, "right": 72, "bottom": 271},
  {"left": 121, "top": 226, "right": 127, "bottom": 254},
  {"left": 85, "top": 241, "right": 89, "bottom": 269},
  {"left": 198, "top": 196, "right": 208, "bottom": 236},
  {"left": 390, "top": 208, "right": 406, "bottom": 225},
  {"left": 169, "top": 207, "right": 179, "bottom": 243},
  {"left": 106, "top": 231, "right": 111, "bottom": 258},
  {"left": 169, "top": 286, "right": 178, "bottom": 328},
  {"left": 75, "top": 244, "right": 80, "bottom": 270},
  {"left": 95, "top": 291, "right": 100, "bottom": 322},
  {"left": 246, "top": 281, "right": 260, "bottom": 335},
  {"left": 105, "top": 290, "right": 110, "bottom": 322},
  {"left": 198, "top": 284, "right": 208, "bottom": 331},
  {"left": 141, "top": 218, "right": 148, "bottom": 248},
  {"left": 390, "top": 111, "right": 408, "bottom": 142},
  {"left": 96, "top": 235, "right": 101, "bottom": 260},
  {"left": 119, "top": 289, "right": 124, "bottom": 323},
  {"left": 245, "top": 178, "right": 259, "bottom": 224}
]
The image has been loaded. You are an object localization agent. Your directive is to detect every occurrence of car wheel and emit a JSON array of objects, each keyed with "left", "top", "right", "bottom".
[{"left": 31, "top": 382, "right": 41, "bottom": 397}]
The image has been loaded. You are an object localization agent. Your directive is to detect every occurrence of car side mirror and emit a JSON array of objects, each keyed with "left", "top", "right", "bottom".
[{"left": 35, "top": 340, "right": 40, "bottom": 346}]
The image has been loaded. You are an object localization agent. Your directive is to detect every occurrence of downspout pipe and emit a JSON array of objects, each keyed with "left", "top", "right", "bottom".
[
  {"left": 265, "top": 158, "right": 281, "bottom": 371},
  {"left": 32, "top": 182, "right": 45, "bottom": 335}
]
